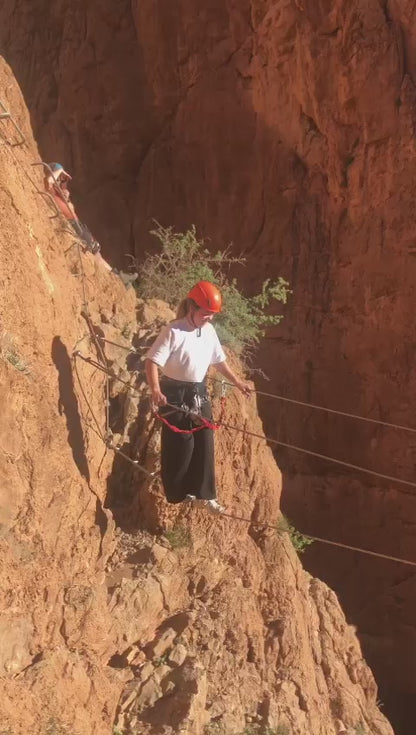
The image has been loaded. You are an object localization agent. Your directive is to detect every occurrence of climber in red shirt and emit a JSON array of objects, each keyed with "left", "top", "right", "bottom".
[
  {"left": 44, "top": 163, "right": 102, "bottom": 254},
  {"left": 44, "top": 163, "right": 137, "bottom": 285}
]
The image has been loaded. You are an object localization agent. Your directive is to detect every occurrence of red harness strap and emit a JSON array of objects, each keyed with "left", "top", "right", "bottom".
[{"left": 155, "top": 397, "right": 226, "bottom": 435}]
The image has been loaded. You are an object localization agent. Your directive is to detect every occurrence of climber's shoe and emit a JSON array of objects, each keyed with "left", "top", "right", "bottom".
[
  {"left": 185, "top": 494, "right": 197, "bottom": 503},
  {"left": 205, "top": 498, "right": 225, "bottom": 514},
  {"left": 185, "top": 496, "right": 225, "bottom": 513}
]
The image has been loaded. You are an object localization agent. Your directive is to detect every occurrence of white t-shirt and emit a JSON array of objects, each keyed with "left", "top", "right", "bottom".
[{"left": 146, "top": 318, "right": 226, "bottom": 382}]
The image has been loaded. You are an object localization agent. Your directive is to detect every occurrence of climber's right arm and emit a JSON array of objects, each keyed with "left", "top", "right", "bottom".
[{"left": 145, "top": 359, "right": 167, "bottom": 407}]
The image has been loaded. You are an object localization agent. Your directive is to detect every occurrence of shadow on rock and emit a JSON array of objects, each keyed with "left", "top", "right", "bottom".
[{"left": 52, "top": 335, "right": 90, "bottom": 483}]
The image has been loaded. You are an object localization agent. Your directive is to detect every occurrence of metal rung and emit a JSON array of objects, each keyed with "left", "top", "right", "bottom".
[
  {"left": 37, "top": 191, "right": 60, "bottom": 219},
  {"left": 0, "top": 100, "right": 26, "bottom": 146}
]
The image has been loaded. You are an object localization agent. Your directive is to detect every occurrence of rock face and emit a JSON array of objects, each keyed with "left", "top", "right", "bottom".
[
  {"left": 0, "top": 56, "right": 393, "bottom": 735},
  {"left": 2, "top": 2, "right": 415, "bottom": 731}
]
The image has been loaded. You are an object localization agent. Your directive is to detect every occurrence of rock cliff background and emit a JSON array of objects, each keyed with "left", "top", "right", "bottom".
[
  {"left": 0, "top": 57, "right": 392, "bottom": 735},
  {"left": 1, "top": 1, "right": 416, "bottom": 733}
]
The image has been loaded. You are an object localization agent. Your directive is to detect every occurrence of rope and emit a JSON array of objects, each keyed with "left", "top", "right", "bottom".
[
  {"left": 220, "top": 421, "right": 416, "bottom": 491},
  {"left": 106, "top": 440, "right": 157, "bottom": 477},
  {"left": 73, "top": 235, "right": 110, "bottom": 437},
  {"left": 73, "top": 352, "right": 157, "bottom": 477},
  {"left": 73, "top": 353, "right": 416, "bottom": 492},
  {"left": 209, "top": 378, "right": 416, "bottom": 435},
  {"left": 73, "top": 355, "right": 105, "bottom": 440},
  {"left": 97, "top": 336, "right": 147, "bottom": 353},
  {"left": 155, "top": 393, "right": 226, "bottom": 435},
  {"left": 216, "top": 511, "right": 416, "bottom": 567}
]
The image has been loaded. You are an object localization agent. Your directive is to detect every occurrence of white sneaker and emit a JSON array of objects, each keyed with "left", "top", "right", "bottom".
[
  {"left": 185, "top": 495, "right": 225, "bottom": 513},
  {"left": 205, "top": 499, "right": 225, "bottom": 514}
]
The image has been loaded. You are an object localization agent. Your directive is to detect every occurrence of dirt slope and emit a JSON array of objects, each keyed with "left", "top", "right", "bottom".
[{"left": 0, "top": 57, "right": 394, "bottom": 735}]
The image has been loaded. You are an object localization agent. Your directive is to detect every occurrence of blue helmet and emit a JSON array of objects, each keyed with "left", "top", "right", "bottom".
[{"left": 48, "top": 162, "right": 72, "bottom": 180}]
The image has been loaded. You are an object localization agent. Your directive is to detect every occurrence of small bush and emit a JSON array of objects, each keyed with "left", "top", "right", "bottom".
[
  {"left": 164, "top": 525, "right": 191, "bottom": 549},
  {"left": 276, "top": 515, "right": 314, "bottom": 554},
  {"left": 204, "top": 724, "right": 290, "bottom": 735},
  {"left": 45, "top": 719, "right": 73, "bottom": 735},
  {"left": 0, "top": 331, "right": 31, "bottom": 375},
  {"left": 137, "top": 224, "right": 290, "bottom": 355}
]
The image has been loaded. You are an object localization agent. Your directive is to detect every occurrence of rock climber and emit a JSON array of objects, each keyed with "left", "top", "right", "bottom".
[
  {"left": 44, "top": 162, "right": 137, "bottom": 286},
  {"left": 45, "top": 163, "right": 102, "bottom": 255},
  {"left": 145, "top": 280, "right": 251, "bottom": 513}
]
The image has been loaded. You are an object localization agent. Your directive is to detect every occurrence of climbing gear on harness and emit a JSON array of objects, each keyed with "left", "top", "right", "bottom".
[
  {"left": 155, "top": 407, "right": 221, "bottom": 434},
  {"left": 187, "top": 281, "right": 222, "bottom": 312},
  {"left": 71, "top": 220, "right": 101, "bottom": 254},
  {"left": 154, "top": 376, "right": 226, "bottom": 435}
]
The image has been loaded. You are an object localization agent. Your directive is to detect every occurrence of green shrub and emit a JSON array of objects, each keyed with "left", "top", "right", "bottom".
[
  {"left": 45, "top": 719, "right": 73, "bottom": 735},
  {"left": 164, "top": 525, "right": 191, "bottom": 549},
  {"left": 276, "top": 515, "right": 314, "bottom": 554},
  {"left": 137, "top": 224, "right": 290, "bottom": 355},
  {"left": 204, "top": 724, "right": 290, "bottom": 735}
]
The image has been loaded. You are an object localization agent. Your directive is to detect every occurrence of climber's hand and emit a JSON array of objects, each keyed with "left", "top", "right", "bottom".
[
  {"left": 235, "top": 379, "right": 251, "bottom": 398},
  {"left": 151, "top": 389, "right": 167, "bottom": 409}
]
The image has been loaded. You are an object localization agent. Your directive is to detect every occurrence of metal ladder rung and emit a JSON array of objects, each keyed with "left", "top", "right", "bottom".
[{"left": 0, "top": 100, "right": 26, "bottom": 146}]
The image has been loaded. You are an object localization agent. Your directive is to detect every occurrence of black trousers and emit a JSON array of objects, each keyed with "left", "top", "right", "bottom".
[{"left": 159, "top": 377, "right": 216, "bottom": 504}]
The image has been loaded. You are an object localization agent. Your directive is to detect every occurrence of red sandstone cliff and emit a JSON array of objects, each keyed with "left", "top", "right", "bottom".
[
  {"left": 0, "top": 58, "right": 393, "bottom": 735},
  {"left": 1, "top": 2, "right": 414, "bottom": 730}
]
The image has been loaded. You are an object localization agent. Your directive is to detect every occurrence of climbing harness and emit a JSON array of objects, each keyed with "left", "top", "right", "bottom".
[
  {"left": 155, "top": 411, "right": 220, "bottom": 434},
  {"left": 154, "top": 379, "right": 227, "bottom": 435}
]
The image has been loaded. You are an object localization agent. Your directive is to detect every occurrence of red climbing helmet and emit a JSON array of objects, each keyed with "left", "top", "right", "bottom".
[{"left": 187, "top": 281, "right": 222, "bottom": 313}]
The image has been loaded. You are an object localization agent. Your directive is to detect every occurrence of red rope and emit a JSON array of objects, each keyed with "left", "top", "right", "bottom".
[{"left": 155, "top": 397, "right": 226, "bottom": 435}]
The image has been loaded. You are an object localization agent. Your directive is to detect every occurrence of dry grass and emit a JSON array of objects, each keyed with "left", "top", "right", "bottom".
[{"left": 0, "top": 330, "right": 31, "bottom": 375}]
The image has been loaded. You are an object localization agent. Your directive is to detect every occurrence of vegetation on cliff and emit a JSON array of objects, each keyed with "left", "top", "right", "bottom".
[{"left": 137, "top": 224, "right": 291, "bottom": 355}]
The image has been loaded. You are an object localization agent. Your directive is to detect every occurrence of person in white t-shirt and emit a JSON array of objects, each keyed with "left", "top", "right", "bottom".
[{"left": 145, "top": 280, "right": 250, "bottom": 513}]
